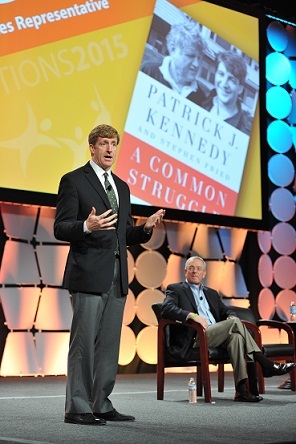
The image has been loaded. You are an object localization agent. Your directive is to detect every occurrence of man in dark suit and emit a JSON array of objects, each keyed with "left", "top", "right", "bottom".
[
  {"left": 54, "top": 124, "right": 165, "bottom": 425},
  {"left": 161, "top": 256, "right": 296, "bottom": 402}
]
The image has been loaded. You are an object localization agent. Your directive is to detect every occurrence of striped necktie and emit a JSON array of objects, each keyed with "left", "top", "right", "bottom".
[
  {"left": 104, "top": 172, "right": 118, "bottom": 214},
  {"left": 104, "top": 172, "right": 119, "bottom": 255}
]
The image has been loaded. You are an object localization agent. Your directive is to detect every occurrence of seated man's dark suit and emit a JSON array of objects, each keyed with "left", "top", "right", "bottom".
[{"left": 161, "top": 281, "right": 261, "bottom": 389}]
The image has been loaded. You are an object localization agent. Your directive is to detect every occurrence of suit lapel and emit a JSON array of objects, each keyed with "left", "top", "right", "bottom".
[
  {"left": 84, "top": 162, "right": 111, "bottom": 209},
  {"left": 182, "top": 282, "right": 198, "bottom": 312},
  {"left": 203, "top": 287, "right": 218, "bottom": 322}
]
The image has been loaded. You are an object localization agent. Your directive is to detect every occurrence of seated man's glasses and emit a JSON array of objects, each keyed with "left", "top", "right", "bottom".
[{"left": 187, "top": 266, "right": 204, "bottom": 272}]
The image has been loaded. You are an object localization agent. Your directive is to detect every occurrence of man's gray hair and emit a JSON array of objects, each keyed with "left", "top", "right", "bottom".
[{"left": 185, "top": 256, "right": 206, "bottom": 270}]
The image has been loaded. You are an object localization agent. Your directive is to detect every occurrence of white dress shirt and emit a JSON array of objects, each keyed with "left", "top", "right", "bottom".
[{"left": 84, "top": 160, "right": 119, "bottom": 233}]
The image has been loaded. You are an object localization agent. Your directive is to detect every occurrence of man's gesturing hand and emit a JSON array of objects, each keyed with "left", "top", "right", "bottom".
[
  {"left": 86, "top": 207, "right": 117, "bottom": 232},
  {"left": 144, "top": 209, "right": 166, "bottom": 232}
]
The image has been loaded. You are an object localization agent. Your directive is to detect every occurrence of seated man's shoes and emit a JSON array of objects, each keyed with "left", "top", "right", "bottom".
[
  {"left": 263, "top": 362, "right": 296, "bottom": 378},
  {"left": 94, "top": 409, "right": 135, "bottom": 422},
  {"left": 64, "top": 413, "right": 106, "bottom": 425},
  {"left": 234, "top": 391, "right": 263, "bottom": 403}
]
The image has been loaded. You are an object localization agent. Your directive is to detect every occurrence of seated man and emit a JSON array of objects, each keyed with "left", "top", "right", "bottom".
[{"left": 161, "top": 256, "right": 296, "bottom": 402}]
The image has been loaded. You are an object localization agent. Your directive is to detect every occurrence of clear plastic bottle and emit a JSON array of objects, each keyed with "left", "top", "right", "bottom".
[
  {"left": 290, "top": 301, "right": 296, "bottom": 322},
  {"left": 188, "top": 377, "right": 197, "bottom": 403}
]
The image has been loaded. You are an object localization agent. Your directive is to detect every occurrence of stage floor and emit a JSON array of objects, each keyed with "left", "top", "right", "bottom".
[{"left": 0, "top": 372, "right": 295, "bottom": 444}]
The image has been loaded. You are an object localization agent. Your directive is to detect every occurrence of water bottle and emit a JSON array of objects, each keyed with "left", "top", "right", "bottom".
[
  {"left": 188, "top": 377, "right": 197, "bottom": 403},
  {"left": 290, "top": 301, "right": 296, "bottom": 322}
]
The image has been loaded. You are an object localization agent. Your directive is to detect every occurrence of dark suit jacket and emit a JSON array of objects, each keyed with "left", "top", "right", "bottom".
[
  {"left": 54, "top": 161, "right": 151, "bottom": 295},
  {"left": 161, "top": 281, "right": 237, "bottom": 360}
]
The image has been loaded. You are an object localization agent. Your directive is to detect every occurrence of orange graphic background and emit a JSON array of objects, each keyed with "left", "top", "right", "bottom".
[
  {"left": 116, "top": 132, "right": 237, "bottom": 215},
  {"left": 0, "top": 0, "right": 201, "bottom": 57}
]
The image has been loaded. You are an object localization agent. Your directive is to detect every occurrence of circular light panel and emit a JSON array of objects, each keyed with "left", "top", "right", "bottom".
[
  {"left": 267, "top": 120, "right": 293, "bottom": 153},
  {"left": 268, "top": 154, "right": 294, "bottom": 187},
  {"left": 266, "top": 52, "right": 291, "bottom": 86},
  {"left": 266, "top": 86, "right": 292, "bottom": 119},
  {"left": 269, "top": 188, "right": 295, "bottom": 222},
  {"left": 266, "top": 21, "right": 288, "bottom": 52}
]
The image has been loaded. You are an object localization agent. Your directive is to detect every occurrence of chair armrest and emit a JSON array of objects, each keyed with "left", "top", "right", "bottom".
[
  {"left": 186, "top": 319, "right": 209, "bottom": 357},
  {"left": 242, "top": 320, "right": 263, "bottom": 349},
  {"left": 257, "top": 319, "right": 295, "bottom": 345},
  {"left": 158, "top": 318, "right": 207, "bottom": 335},
  {"left": 158, "top": 318, "right": 209, "bottom": 358}
]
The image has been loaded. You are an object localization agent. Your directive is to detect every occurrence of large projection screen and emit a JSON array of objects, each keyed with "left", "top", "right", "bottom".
[{"left": 0, "top": 0, "right": 267, "bottom": 230}]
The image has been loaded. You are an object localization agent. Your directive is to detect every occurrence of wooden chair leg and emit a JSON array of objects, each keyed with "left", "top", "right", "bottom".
[
  {"left": 201, "top": 363, "right": 212, "bottom": 403},
  {"left": 203, "top": 368, "right": 212, "bottom": 402},
  {"left": 157, "top": 363, "right": 164, "bottom": 400},
  {"left": 256, "top": 362, "right": 265, "bottom": 394},
  {"left": 290, "top": 366, "right": 296, "bottom": 391},
  {"left": 157, "top": 326, "right": 165, "bottom": 400},
  {"left": 218, "top": 364, "right": 224, "bottom": 392},
  {"left": 196, "top": 367, "right": 202, "bottom": 396}
]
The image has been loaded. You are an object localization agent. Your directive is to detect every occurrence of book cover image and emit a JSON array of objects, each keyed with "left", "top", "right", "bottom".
[{"left": 114, "top": 0, "right": 259, "bottom": 216}]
